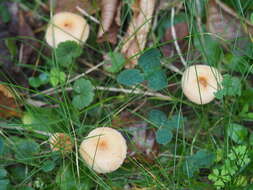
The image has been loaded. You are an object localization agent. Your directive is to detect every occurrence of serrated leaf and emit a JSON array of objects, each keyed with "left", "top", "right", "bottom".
[
  {"left": 215, "top": 74, "right": 242, "bottom": 99},
  {"left": 55, "top": 41, "right": 82, "bottom": 67},
  {"left": 138, "top": 49, "right": 161, "bottom": 73},
  {"left": 104, "top": 52, "right": 125, "bottom": 73},
  {"left": 117, "top": 69, "right": 144, "bottom": 86},
  {"left": 156, "top": 127, "right": 172, "bottom": 145},
  {"left": 146, "top": 69, "right": 167, "bottom": 91},
  {"left": 228, "top": 123, "right": 248, "bottom": 144}
]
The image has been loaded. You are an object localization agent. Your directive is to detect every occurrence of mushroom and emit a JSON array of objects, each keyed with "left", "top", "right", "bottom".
[
  {"left": 79, "top": 127, "right": 127, "bottom": 173},
  {"left": 45, "top": 12, "right": 90, "bottom": 47},
  {"left": 49, "top": 133, "right": 73, "bottom": 152},
  {"left": 181, "top": 65, "right": 223, "bottom": 104}
]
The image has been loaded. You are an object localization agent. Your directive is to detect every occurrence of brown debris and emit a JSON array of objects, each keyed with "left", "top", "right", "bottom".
[
  {"left": 0, "top": 84, "right": 22, "bottom": 118},
  {"left": 121, "top": 0, "right": 156, "bottom": 68},
  {"left": 97, "top": 0, "right": 121, "bottom": 44},
  {"left": 113, "top": 111, "right": 158, "bottom": 163}
]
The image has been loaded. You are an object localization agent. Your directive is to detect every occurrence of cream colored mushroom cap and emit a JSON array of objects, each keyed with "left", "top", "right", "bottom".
[
  {"left": 79, "top": 127, "right": 127, "bottom": 173},
  {"left": 181, "top": 65, "right": 223, "bottom": 104},
  {"left": 45, "top": 12, "right": 90, "bottom": 47}
]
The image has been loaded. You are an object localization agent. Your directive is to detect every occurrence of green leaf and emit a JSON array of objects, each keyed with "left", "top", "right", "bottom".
[
  {"left": 0, "top": 168, "right": 7, "bottom": 178},
  {"left": 0, "top": 179, "right": 9, "bottom": 190},
  {"left": 5, "top": 39, "right": 17, "bottom": 57},
  {"left": 72, "top": 79, "right": 94, "bottom": 109},
  {"left": 72, "top": 94, "right": 94, "bottom": 109},
  {"left": 50, "top": 68, "right": 66, "bottom": 87},
  {"left": 0, "top": 137, "right": 3, "bottom": 155},
  {"left": 117, "top": 69, "right": 144, "bottom": 86},
  {"left": 8, "top": 165, "right": 26, "bottom": 183},
  {"left": 55, "top": 41, "right": 82, "bottom": 67},
  {"left": 146, "top": 69, "right": 167, "bottom": 91},
  {"left": 104, "top": 52, "right": 125, "bottom": 73},
  {"left": 194, "top": 35, "right": 222, "bottom": 65},
  {"left": 228, "top": 123, "right": 248, "bottom": 144},
  {"left": 251, "top": 13, "right": 253, "bottom": 24},
  {"left": 215, "top": 75, "right": 242, "bottom": 99},
  {"left": 56, "top": 164, "right": 93, "bottom": 190},
  {"left": 223, "top": 54, "right": 252, "bottom": 74},
  {"left": 15, "top": 139, "right": 40, "bottom": 160},
  {"left": 29, "top": 77, "right": 41, "bottom": 88},
  {"left": 148, "top": 109, "right": 170, "bottom": 128},
  {"left": 184, "top": 150, "right": 215, "bottom": 177},
  {"left": 73, "top": 78, "right": 94, "bottom": 94},
  {"left": 250, "top": 133, "right": 253, "bottom": 146},
  {"left": 0, "top": 4, "right": 10, "bottom": 23},
  {"left": 138, "top": 49, "right": 161, "bottom": 73},
  {"left": 156, "top": 127, "right": 172, "bottom": 145},
  {"left": 42, "top": 160, "right": 55, "bottom": 172}
]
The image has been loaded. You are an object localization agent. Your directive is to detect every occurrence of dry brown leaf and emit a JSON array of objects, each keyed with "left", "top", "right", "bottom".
[
  {"left": 121, "top": 0, "right": 156, "bottom": 68},
  {"left": 207, "top": 0, "right": 253, "bottom": 41},
  {"left": 0, "top": 84, "right": 21, "bottom": 118},
  {"left": 113, "top": 111, "right": 158, "bottom": 163},
  {"left": 97, "top": 0, "right": 121, "bottom": 44},
  {"left": 54, "top": 0, "right": 98, "bottom": 14}
]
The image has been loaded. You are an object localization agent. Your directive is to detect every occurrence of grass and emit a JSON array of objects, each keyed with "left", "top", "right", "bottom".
[{"left": 0, "top": 0, "right": 253, "bottom": 190}]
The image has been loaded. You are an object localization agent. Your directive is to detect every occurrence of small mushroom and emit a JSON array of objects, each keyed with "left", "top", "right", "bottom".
[
  {"left": 45, "top": 12, "right": 90, "bottom": 47},
  {"left": 49, "top": 133, "right": 73, "bottom": 152},
  {"left": 181, "top": 65, "right": 223, "bottom": 104},
  {"left": 79, "top": 127, "right": 127, "bottom": 173}
]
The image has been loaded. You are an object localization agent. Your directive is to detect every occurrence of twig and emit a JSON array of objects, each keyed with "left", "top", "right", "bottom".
[
  {"left": 95, "top": 86, "right": 171, "bottom": 100},
  {"left": 44, "top": 85, "right": 171, "bottom": 100},
  {"left": 171, "top": 7, "right": 187, "bottom": 67},
  {"left": 76, "top": 6, "right": 100, "bottom": 24},
  {"left": 161, "top": 61, "right": 183, "bottom": 75},
  {"left": 0, "top": 124, "right": 51, "bottom": 137}
]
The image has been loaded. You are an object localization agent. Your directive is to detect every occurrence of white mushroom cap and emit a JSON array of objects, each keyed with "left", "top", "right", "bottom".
[
  {"left": 45, "top": 12, "right": 90, "bottom": 47},
  {"left": 79, "top": 127, "right": 127, "bottom": 173},
  {"left": 181, "top": 65, "right": 223, "bottom": 104},
  {"left": 49, "top": 133, "right": 73, "bottom": 152}
]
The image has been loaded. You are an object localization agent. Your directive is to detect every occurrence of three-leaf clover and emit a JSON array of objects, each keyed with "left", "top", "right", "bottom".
[
  {"left": 50, "top": 68, "right": 66, "bottom": 87},
  {"left": 72, "top": 78, "right": 94, "bottom": 109}
]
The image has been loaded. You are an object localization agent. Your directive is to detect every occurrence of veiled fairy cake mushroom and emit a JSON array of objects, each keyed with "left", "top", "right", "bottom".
[
  {"left": 49, "top": 133, "right": 73, "bottom": 153},
  {"left": 181, "top": 65, "right": 223, "bottom": 104},
  {"left": 79, "top": 127, "right": 127, "bottom": 173},
  {"left": 45, "top": 12, "right": 90, "bottom": 47}
]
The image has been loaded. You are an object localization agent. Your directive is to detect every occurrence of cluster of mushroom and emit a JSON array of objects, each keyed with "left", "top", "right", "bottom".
[
  {"left": 49, "top": 127, "right": 127, "bottom": 174},
  {"left": 44, "top": 9, "right": 222, "bottom": 174}
]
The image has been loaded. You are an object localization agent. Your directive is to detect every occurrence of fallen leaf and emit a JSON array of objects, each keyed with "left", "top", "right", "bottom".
[
  {"left": 113, "top": 111, "right": 158, "bottom": 162},
  {"left": 0, "top": 2, "right": 28, "bottom": 87},
  {"left": 0, "top": 84, "right": 21, "bottom": 118},
  {"left": 97, "top": 0, "right": 121, "bottom": 44},
  {"left": 121, "top": 0, "right": 156, "bottom": 68},
  {"left": 18, "top": 10, "right": 39, "bottom": 66},
  {"left": 54, "top": 0, "right": 98, "bottom": 14},
  {"left": 207, "top": 0, "right": 253, "bottom": 41}
]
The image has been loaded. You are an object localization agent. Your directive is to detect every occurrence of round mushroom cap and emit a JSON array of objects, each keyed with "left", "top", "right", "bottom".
[
  {"left": 181, "top": 65, "right": 223, "bottom": 104},
  {"left": 79, "top": 127, "right": 127, "bottom": 173},
  {"left": 49, "top": 133, "right": 73, "bottom": 152},
  {"left": 45, "top": 12, "right": 90, "bottom": 47}
]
